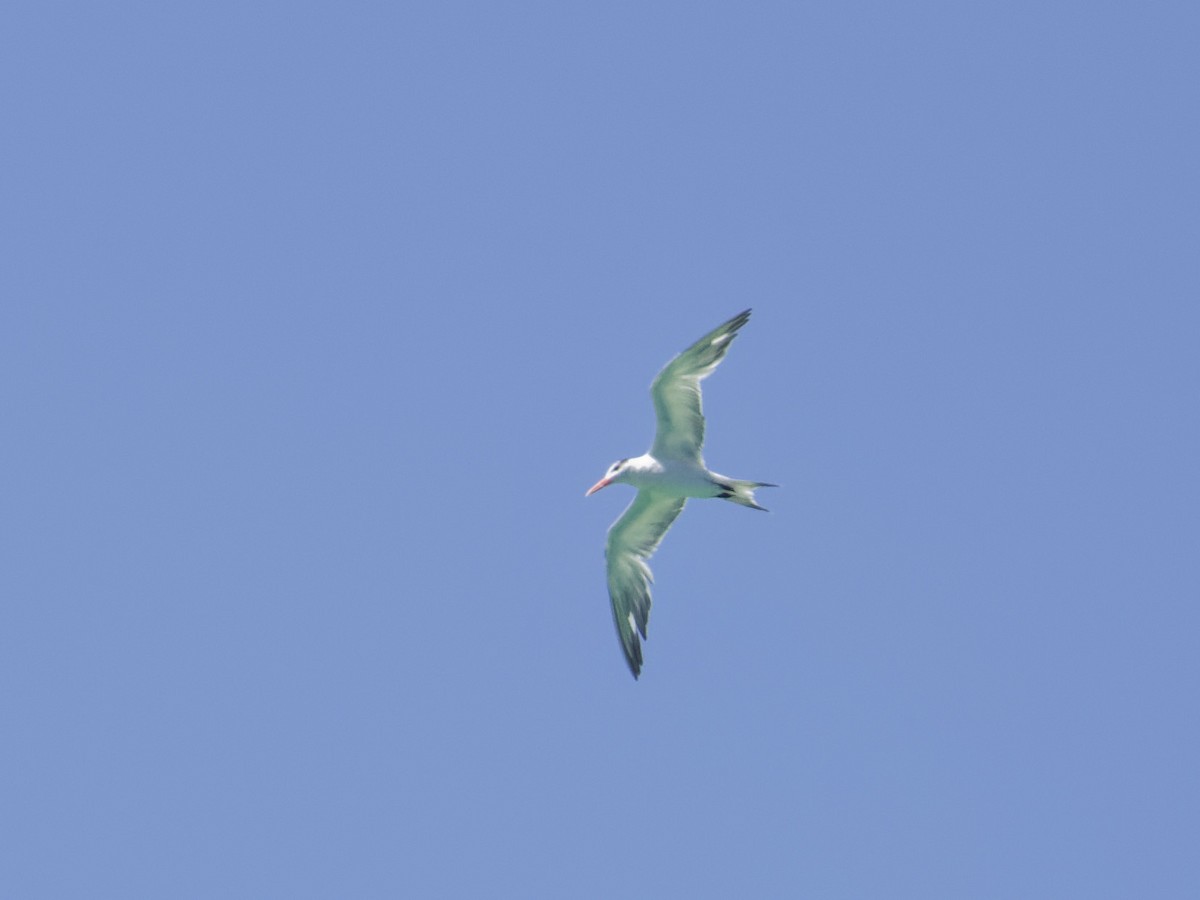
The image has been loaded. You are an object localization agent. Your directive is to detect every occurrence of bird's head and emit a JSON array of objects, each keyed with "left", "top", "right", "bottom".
[{"left": 586, "top": 457, "right": 631, "bottom": 496}]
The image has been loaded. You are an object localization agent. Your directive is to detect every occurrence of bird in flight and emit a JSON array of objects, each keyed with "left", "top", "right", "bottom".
[{"left": 586, "top": 309, "right": 774, "bottom": 678}]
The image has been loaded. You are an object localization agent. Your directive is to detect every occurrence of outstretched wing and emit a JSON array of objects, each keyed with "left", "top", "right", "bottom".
[
  {"left": 605, "top": 490, "right": 687, "bottom": 678},
  {"left": 650, "top": 309, "right": 752, "bottom": 463}
]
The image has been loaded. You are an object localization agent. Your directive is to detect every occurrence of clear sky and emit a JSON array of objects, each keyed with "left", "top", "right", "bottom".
[{"left": 4, "top": 2, "right": 1198, "bottom": 897}]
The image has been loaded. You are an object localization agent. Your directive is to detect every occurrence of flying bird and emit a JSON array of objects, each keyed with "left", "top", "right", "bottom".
[{"left": 586, "top": 309, "right": 775, "bottom": 678}]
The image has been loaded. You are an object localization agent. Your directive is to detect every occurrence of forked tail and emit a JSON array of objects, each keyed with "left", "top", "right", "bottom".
[{"left": 716, "top": 478, "right": 778, "bottom": 512}]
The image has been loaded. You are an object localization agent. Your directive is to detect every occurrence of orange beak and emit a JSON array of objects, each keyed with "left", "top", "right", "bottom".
[{"left": 585, "top": 477, "right": 612, "bottom": 496}]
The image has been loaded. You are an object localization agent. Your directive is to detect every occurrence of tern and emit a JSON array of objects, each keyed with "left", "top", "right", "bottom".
[{"left": 586, "top": 309, "right": 775, "bottom": 678}]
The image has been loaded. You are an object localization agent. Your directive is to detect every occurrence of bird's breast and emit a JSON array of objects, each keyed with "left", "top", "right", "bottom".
[{"left": 633, "top": 457, "right": 721, "bottom": 498}]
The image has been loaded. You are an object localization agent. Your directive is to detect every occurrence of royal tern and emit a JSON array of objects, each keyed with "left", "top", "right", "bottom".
[{"left": 586, "top": 309, "right": 775, "bottom": 678}]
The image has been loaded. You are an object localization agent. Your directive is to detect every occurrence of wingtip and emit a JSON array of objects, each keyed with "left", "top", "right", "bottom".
[
  {"left": 625, "top": 652, "right": 643, "bottom": 679},
  {"left": 717, "top": 309, "right": 751, "bottom": 330}
]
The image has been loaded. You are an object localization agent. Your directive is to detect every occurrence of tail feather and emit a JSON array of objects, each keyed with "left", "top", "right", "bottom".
[{"left": 718, "top": 478, "right": 777, "bottom": 511}]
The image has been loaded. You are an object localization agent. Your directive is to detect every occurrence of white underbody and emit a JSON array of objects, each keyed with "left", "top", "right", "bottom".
[{"left": 617, "top": 453, "right": 728, "bottom": 499}]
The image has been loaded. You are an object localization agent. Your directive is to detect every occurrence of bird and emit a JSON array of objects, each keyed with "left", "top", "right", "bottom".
[{"left": 586, "top": 308, "right": 775, "bottom": 678}]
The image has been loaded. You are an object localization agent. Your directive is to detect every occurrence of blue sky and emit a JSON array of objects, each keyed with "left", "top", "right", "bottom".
[{"left": 4, "top": 2, "right": 1198, "bottom": 897}]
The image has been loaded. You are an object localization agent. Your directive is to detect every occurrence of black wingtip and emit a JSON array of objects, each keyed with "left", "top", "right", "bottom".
[
  {"left": 717, "top": 309, "right": 752, "bottom": 332},
  {"left": 626, "top": 653, "right": 642, "bottom": 679},
  {"left": 622, "top": 634, "right": 644, "bottom": 679}
]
